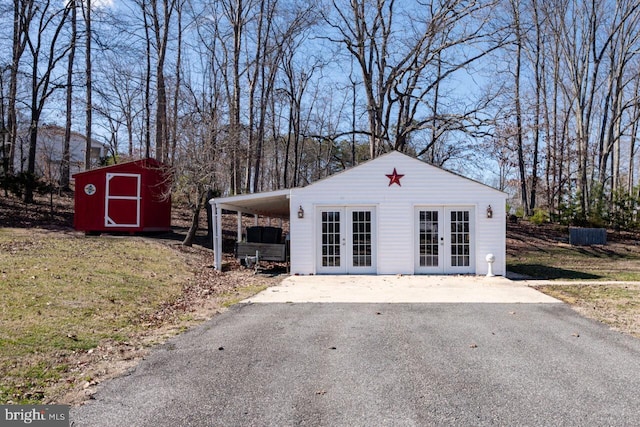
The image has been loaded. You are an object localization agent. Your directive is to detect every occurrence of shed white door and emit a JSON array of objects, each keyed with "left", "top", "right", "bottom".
[
  {"left": 105, "top": 173, "right": 141, "bottom": 228},
  {"left": 317, "top": 207, "right": 376, "bottom": 274},
  {"left": 415, "top": 207, "right": 474, "bottom": 274}
]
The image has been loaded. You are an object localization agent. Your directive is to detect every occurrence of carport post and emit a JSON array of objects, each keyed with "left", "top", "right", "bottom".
[
  {"left": 216, "top": 204, "right": 223, "bottom": 270},
  {"left": 210, "top": 200, "right": 223, "bottom": 271},
  {"left": 237, "top": 212, "right": 242, "bottom": 241}
]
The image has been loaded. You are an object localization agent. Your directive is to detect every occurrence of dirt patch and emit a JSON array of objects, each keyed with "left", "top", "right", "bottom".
[{"left": 0, "top": 191, "right": 74, "bottom": 230}]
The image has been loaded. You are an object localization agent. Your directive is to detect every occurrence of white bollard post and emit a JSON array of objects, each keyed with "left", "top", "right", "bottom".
[{"left": 485, "top": 253, "right": 495, "bottom": 277}]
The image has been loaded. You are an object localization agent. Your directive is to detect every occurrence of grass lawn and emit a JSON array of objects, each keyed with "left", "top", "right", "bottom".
[
  {"left": 0, "top": 228, "right": 278, "bottom": 404},
  {"left": 0, "top": 228, "right": 194, "bottom": 403},
  {"left": 507, "top": 221, "right": 640, "bottom": 339},
  {"left": 535, "top": 284, "right": 640, "bottom": 338},
  {"left": 507, "top": 244, "right": 640, "bottom": 281}
]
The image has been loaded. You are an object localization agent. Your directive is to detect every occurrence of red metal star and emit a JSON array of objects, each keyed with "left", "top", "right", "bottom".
[{"left": 386, "top": 168, "right": 404, "bottom": 186}]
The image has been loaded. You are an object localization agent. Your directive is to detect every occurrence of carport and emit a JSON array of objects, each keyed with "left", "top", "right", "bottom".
[{"left": 210, "top": 189, "right": 292, "bottom": 270}]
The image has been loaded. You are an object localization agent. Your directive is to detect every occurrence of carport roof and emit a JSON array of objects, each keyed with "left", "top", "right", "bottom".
[{"left": 211, "top": 188, "right": 292, "bottom": 218}]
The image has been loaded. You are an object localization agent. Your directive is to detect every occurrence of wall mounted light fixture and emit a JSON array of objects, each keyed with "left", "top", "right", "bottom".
[
  {"left": 297, "top": 206, "right": 304, "bottom": 219},
  {"left": 486, "top": 205, "right": 493, "bottom": 219}
]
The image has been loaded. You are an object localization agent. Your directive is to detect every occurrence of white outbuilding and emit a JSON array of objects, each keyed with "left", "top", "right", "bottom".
[{"left": 210, "top": 150, "right": 507, "bottom": 276}]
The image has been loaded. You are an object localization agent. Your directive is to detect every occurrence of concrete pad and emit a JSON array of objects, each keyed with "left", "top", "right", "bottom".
[{"left": 243, "top": 275, "right": 561, "bottom": 304}]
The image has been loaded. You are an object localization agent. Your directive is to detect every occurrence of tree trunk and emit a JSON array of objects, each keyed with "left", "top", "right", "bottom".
[
  {"left": 84, "top": 0, "right": 92, "bottom": 170},
  {"left": 61, "top": 0, "right": 77, "bottom": 190},
  {"left": 528, "top": 0, "right": 542, "bottom": 214},
  {"left": 511, "top": 0, "right": 529, "bottom": 215},
  {"left": 143, "top": 0, "right": 152, "bottom": 158},
  {"left": 8, "top": 0, "right": 32, "bottom": 175},
  {"left": 170, "top": 0, "right": 183, "bottom": 165},
  {"left": 151, "top": 0, "right": 175, "bottom": 163},
  {"left": 183, "top": 188, "right": 205, "bottom": 246}
]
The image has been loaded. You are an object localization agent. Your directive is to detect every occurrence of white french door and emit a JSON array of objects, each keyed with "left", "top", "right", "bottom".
[
  {"left": 317, "top": 207, "right": 376, "bottom": 274},
  {"left": 415, "top": 208, "right": 444, "bottom": 273},
  {"left": 415, "top": 207, "right": 474, "bottom": 274}
]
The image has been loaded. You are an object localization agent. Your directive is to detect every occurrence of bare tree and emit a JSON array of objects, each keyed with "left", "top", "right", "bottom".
[
  {"left": 135, "top": 0, "right": 154, "bottom": 159},
  {"left": 23, "top": 0, "right": 72, "bottom": 203},
  {"left": 7, "top": 0, "right": 35, "bottom": 175},
  {"left": 172, "top": 55, "right": 225, "bottom": 245},
  {"left": 595, "top": 0, "right": 640, "bottom": 196},
  {"left": 149, "top": 0, "right": 177, "bottom": 163},
  {"left": 169, "top": 0, "right": 184, "bottom": 163},
  {"left": 60, "top": 0, "right": 77, "bottom": 190},
  {"left": 80, "top": 0, "right": 93, "bottom": 170},
  {"left": 628, "top": 71, "right": 640, "bottom": 196},
  {"left": 1, "top": 66, "right": 10, "bottom": 195},
  {"left": 509, "top": 0, "right": 529, "bottom": 215},
  {"left": 94, "top": 56, "right": 145, "bottom": 159},
  {"left": 219, "top": 0, "right": 250, "bottom": 194},
  {"left": 324, "top": 0, "right": 505, "bottom": 160}
]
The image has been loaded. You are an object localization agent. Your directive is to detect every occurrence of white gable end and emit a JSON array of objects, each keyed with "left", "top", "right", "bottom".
[{"left": 289, "top": 151, "right": 506, "bottom": 276}]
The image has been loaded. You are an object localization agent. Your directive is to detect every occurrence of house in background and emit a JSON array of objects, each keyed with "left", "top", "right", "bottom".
[
  {"left": 210, "top": 151, "right": 507, "bottom": 276},
  {"left": 8, "top": 124, "right": 105, "bottom": 179}
]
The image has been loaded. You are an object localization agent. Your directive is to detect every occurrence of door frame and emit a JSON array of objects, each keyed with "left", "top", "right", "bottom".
[
  {"left": 414, "top": 205, "right": 475, "bottom": 274},
  {"left": 315, "top": 205, "right": 377, "bottom": 274},
  {"left": 414, "top": 207, "right": 445, "bottom": 274},
  {"left": 104, "top": 173, "right": 142, "bottom": 228}
]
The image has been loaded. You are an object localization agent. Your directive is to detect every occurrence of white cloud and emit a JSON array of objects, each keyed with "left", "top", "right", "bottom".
[{"left": 92, "top": 0, "right": 114, "bottom": 7}]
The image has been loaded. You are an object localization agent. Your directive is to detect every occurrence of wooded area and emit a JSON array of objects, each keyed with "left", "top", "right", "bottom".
[{"left": 1, "top": 0, "right": 640, "bottom": 231}]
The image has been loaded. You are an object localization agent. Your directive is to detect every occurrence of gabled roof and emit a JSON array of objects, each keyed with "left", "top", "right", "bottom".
[
  {"left": 302, "top": 150, "right": 505, "bottom": 195},
  {"left": 209, "top": 150, "right": 504, "bottom": 218}
]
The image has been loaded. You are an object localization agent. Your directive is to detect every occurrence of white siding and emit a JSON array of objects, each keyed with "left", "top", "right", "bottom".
[
  {"left": 289, "top": 193, "right": 317, "bottom": 274},
  {"left": 378, "top": 203, "right": 413, "bottom": 274},
  {"left": 290, "top": 151, "right": 506, "bottom": 275}
]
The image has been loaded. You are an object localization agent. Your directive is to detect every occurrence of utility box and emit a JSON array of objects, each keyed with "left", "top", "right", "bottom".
[
  {"left": 569, "top": 227, "right": 607, "bottom": 246},
  {"left": 73, "top": 158, "right": 171, "bottom": 233}
]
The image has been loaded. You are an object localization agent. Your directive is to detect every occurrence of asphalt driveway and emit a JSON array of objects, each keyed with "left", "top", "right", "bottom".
[{"left": 71, "top": 298, "right": 640, "bottom": 426}]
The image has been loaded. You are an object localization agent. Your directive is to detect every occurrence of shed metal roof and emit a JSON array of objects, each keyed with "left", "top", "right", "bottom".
[{"left": 213, "top": 189, "right": 292, "bottom": 218}]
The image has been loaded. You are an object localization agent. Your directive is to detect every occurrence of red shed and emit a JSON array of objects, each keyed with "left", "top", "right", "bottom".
[{"left": 73, "top": 158, "right": 172, "bottom": 233}]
